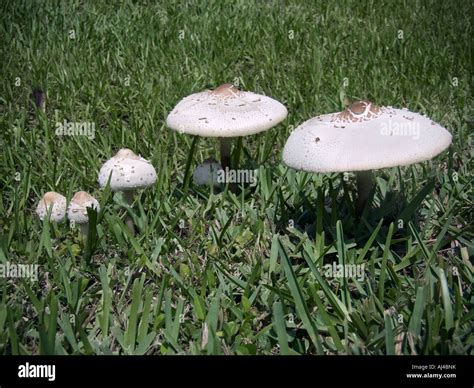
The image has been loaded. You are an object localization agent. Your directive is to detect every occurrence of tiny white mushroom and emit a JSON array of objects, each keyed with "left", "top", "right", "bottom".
[
  {"left": 282, "top": 101, "right": 452, "bottom": 214},
  {"left": 67, "top": 191, "right": 100, "bottom": 237},
  {"left": 36, "top": 191, "right": 67, "bottom": 223},
  {"left": 98, "top": 148, "right": 157, "bottom": 233},
  {"left": 193, "top": 158, "right": 223, "bottom": 187}
]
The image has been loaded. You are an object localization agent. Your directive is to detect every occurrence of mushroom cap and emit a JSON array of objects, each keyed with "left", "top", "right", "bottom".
[
  {"left": 193, "top": 158, "right": 222, "bottom": 187},
  {"left": 282, "top": 101, "right": 452, "bottom": 173},
  {"left": 36, "top": 191, "right": 67, "bottom": 222},
  {"left": 67, "top": 191, "right": 100, "bottom": 224},
  {"left": 166, "top": 84, "right": 288, "bottom": 138},
  {"left": 98, "top": 148, "right": 157, "bottom": 191}
]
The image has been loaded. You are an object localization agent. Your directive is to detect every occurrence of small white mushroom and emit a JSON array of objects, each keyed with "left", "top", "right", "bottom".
[
  {"left": 282, "top": 101, "right": 452, "bottom": 214},
  {"left": 98, "top": 148, "right": 157, "bottom": 233},
  {"left": 36, "top": 191, "right": 66, "bottom": 223},
  {"left": 166, "top": 83, "right": 287, "bottom": 171},
  {"left": 193, "top": 158, "right": 223, "bottom": 187},
  {"left": 98, "top": 148, "right": 157, "bottom": 193},
  {"left": 67, "top": 191, "right": 100, "bottom": 237}
]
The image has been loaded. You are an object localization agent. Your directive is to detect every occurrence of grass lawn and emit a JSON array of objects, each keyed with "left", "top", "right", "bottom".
[{"left": 0, "top": 0, "right": 472, "bottom": 355}]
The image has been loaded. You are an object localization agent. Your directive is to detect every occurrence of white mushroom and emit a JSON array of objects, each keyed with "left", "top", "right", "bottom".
[
  {"left": 193, "top": 158, "right": 223, "bottom": 187},
  {"left": 98, "top": 148, "right": 157, "bottom": 233},
  {"left": 98, "top": 148, "right": 157, "bottom": 194},
  {"left": 36, "top": 191, "right": 67, "bottom": 222},
  {"left": 67, "top": 191, "right": 100, "bottom": 237},
  {"left": 166, "top": 83, "right": 287, "bottom": 171},
  {"left": 282, "top": 101, "right": 452, "bottom": 214}
]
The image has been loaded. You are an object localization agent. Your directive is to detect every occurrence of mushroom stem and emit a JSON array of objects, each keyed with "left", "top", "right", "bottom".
[
  {"left": 122, "top": 190, "right": 136, "bottom": 235},
  {"left": 355, "top": 171, "right": 374, "bottom": 215},
  {"left": 219, "top": 137, "right": 233, "bottom": 170},
  {"left": 79, "top": 223, "right": 89, "bottom": 238},
  {"left": 123, "top": 190, "right": 134, "bottom": 204}
]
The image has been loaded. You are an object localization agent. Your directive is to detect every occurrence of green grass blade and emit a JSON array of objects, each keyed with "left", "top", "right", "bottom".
[
  {"left": 272, "top": 301, "right": 290, "bottom": 355},
  {"left": 278, "top": 238, "right": 323, "bottom": 354}
]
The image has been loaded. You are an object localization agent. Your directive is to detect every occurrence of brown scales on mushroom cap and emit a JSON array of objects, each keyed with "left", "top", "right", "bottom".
[
  {"left": 71, "top": 191, "right": 95, "bottom": 205},
  {"left": 211, "top": 83, "right": 241, "bottom": 97},
  {"left": 116, "top": 148, "right": 140, "bottom": 160},
  {"left": 335, "top": 100, "right": 382, "bottom": 123},
  {"left": 41, "top": 191, "right": 62, "bottom": 206}
]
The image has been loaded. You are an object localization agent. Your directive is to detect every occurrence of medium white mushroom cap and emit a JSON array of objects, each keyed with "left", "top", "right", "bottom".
[
  {"left": 283, "top": 101, "right": 452, "bottom": 173},
  {"left": 98, "top": 148, "right": 157, "bottom": 191},
  {"left": 193, "top": 158, "right": 223, "bottom": 187},
  {"left": 67, "top": 191, "right": 100, "bottom": 225},
  {"left": 166, "top": 84, "right": 288, "bottom": 137},
  {"left": 36, "top": 191, "right": 67, "bottom": 222}
]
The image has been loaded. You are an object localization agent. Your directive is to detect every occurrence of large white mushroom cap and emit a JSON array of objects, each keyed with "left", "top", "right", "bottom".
[
  {"left": 36, "top": 191, "right": 67, "bottom": 222},
  {"left": 193, "top": 158, "right": 223, "bottom": 187},
  {"left": 283, "top": 101, "right": 452, "bottom": 172},
  {"left": 67, "top": 191, "right": 100, "bottom": 225},
  {"left": 98, "top": 148, "right": 157, "bottom": 191},
  {"left": 166, "top": 84, "right": 288, "bottom": 137}
]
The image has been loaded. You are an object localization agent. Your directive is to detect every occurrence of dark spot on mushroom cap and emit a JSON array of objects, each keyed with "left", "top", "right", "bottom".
[
  {"left": 349, "top": 100, "right": 371, "bottom": 114},
  {"left": 337, "top": 100, "right": 381, "bottom": 121},
  {"left": 315, "top": 137, "right": 320, "bottom": 143},
  {"left": 212, "top": 83, "right": 239, "bottom": 96}
]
